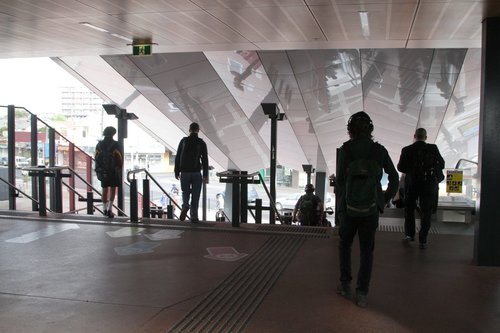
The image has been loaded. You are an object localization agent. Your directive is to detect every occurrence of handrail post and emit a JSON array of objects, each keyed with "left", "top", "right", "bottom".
[
  {"left": 142, "top": 178, "right": 150, "bottom": 218},
  {"left": 240, "top": 171, "right": 248, "bottom": 224},
  {"left": 129, "top": 177, "right": 138, "bottom": 223},
  {"left": 87, "top": 191, "right": 94, "bottom": 215},
  {"left": 7, "top": 105, "right": 16, "bottom": 210},
  {"left": 231, "top": 170, "right": 240, "bottom": 227},
  {"left": 255, "top": 198, "right": 262, "bottom": 224},
  {"left": 30, "top": 113, "right": 38, "bottom": 212},
  {"left": 202, "top": 180, "right": 207, "bottom": 221}
]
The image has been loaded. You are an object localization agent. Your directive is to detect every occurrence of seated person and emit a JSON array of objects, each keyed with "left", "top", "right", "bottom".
[{"left": 292, "top": 184, "right": 324, "bottom": 226}]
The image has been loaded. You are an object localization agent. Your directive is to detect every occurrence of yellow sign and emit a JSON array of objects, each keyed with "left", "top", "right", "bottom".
[{"left": 446, "top": 170, "right": 463, "bottom": 193}]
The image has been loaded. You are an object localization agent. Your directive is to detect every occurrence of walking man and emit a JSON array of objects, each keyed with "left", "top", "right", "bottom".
[
  {"left": 95, "top": 126, "right": 122, "bottom": 218},
  {"left": 336, "top": 111, "right": 399, "bottom": 307},
  {"left": 175, "top": 122, "right": 209, "bottom": 222},
  {"left": 292, "top": 184, "right": 324, "bottom": 226},
  {"left": 397, "top": 128, "right": 445, "bottom": 249}
]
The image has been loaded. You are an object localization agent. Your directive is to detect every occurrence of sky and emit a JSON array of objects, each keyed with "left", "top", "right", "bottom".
[{"left": 0, "top": 57, "right": 85, "bottom": 114}]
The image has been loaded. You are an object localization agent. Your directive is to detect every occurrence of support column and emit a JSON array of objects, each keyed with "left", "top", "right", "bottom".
[
  {"left": 7, "top": 105, "right": 15, "bottom": 210},
  {"left": 315, "top": 172, "right": 326, "bottom": 203},
  {"left": 476, "top": 17, "right": 500, "bottom": 266}
]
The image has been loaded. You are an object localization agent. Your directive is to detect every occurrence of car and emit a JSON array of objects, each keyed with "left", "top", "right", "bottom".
[
  {"left": 0, "top": 156, "right": 7, "bottom": 166},
  {"left": 275, "top": 192, "right": 334, "bottom": 212}
]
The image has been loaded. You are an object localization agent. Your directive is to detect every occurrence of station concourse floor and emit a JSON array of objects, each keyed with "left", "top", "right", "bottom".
[{"left": 0, "top": 211, "right": 499, "bottom": 333}]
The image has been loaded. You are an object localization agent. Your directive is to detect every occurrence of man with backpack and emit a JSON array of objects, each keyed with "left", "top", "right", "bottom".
[
  {"left": 336, "top": 111, "right": 399, "bottom": 308},
  {"left": 397, "top": 128, "right": 445, "bottom": 249},
  {"left": 292, "top": 184, "right": 324, "bottom": 226},
  {"left": 174, "top": 122, "right": 209, "bottom": 222},
  {"left": 95, "top": 126, "right": 123, "bottom": 218}
]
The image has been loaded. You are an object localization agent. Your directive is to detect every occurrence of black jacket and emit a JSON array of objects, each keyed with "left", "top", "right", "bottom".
[
  {"left": 397, "top": 141, "right": 444, "bottom": 182},
  {"left": 174, "top": 133, "right": 209, "bottom": 178},
  {"left": 336, "top": 137, "right": 399, "bottom": 214}
]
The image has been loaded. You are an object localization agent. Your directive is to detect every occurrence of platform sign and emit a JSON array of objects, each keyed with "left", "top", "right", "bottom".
[{"left": 446, "top": 170, "right": 463, "bottom": 193}]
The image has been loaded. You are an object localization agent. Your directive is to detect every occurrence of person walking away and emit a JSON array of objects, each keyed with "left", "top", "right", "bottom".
[
  {"left": 174, "top": 122, "right": 209, "bottom": 222},
  {"left": 335, "top": 111, "right": 399, "bottom": 307},
  {"left": 95, "top": 126, "right": 123, "bottom": 218},
  {"left": 397, "top": 128, "right": 445, "bottom": 249},
  {"left": 292, "top": 184, "right": 324, "bottom": 226}
]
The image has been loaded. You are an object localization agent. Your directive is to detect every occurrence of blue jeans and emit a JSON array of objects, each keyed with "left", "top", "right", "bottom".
[{"left": 180, "top": 172, "right": 202, "bottom": 219}]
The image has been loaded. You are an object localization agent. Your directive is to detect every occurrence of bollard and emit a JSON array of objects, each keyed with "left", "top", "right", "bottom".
[{"left": 129, "top": 178, "right": 138, "bottom": 223}]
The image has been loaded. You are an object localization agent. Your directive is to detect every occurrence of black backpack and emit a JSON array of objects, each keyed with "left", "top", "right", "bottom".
[
  {"left": 344, "top": 143, "right": 381, "bottom": 217},
  {"left": 414, "top": 145, "right": 441, "bottom": 183},
  {"left": 95, "top": 141, "right": 117, "bottom": 182},
  {"left": 299, "top": 194, "right": 317, "bottom": 226}
]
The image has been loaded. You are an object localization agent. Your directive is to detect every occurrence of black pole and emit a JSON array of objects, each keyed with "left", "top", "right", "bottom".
[
  {"left": 255, "top": 198, "right": 262, "bottom": 224},
  {"left": 38, "top": 170, "right": 47, "bottom": 217},
  {"left": 48, "top": 128, "right": 56, "bottom": 212},
  {"left": 117, "top": 116, "right": 126, "bottom": 216},
  {"left": 231, "top": 170, "right": 240, "bottom": 227},
  {"left": 53, "top": 169, "right": 63, "bottom": 213},
  {"left": 7, "top": 105, "right": 15, "bottom": 210},
  {"left": 30, "top": 114, "right": 38, "bottom": 211},
  {"left": 142, "top": 178, "right": 150, "bottom": 218},
  {"left": 240, "top": 171, "right": 248, "bottom": 224},
  {"left": 269, "top": 113, "right": 277, "bottom": 224},
  {"left": 202, "top": 181, "right": 207, "bottom": 221},
  {"left": 87, "top": 191, "right": 94, "bottom": 215},
  {"left": 129, "top": 178, "right": 138, "bottom": 223}
]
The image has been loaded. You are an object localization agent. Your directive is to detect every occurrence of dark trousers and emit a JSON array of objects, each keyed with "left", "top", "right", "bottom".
[
  {"left": 338, "top": 213, "right": 379, "bottom": 295},
  {"left": 404, "top": 183, "right": 437, "bottom": 244},
  {"left": 180, "top": 171, "right": 202, "bottom": 219}
]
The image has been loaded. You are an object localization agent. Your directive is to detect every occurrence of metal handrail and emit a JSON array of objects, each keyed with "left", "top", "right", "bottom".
[
  {"left": 0, "top": 176, "right": 53, "bottom": 213},
  {"left": 215, "top": 170, "right": 283, "bottom": 224},
  {"left": 64, "top": 166, "right": 127, "bottom": 216},
  {"left": 455, "top": 158, "right": 478, "bottom": 170},
  {"left": 127, "top": 168, "right": 183, "bottom": 212}
]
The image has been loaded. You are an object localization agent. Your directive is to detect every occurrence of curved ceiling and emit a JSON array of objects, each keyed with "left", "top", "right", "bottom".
[{"left": 1, "top": 0, "right": 489, "bottom": 174}]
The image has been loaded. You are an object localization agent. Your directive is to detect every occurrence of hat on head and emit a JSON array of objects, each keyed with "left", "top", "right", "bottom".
[{"left": 103, "top": 126, "right": 116, "bottom": 137}]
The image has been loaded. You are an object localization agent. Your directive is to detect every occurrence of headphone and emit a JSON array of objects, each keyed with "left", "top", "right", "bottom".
[{"left": 347, "top": 111, "right": 374, "bottom": 132}]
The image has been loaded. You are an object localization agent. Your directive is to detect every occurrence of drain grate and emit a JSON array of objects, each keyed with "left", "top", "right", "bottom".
[
  {"left": 378, "top": 224, "right": 439, "bottom": 234},
  {"left": 256, "top": 225, "right": 330, "bottom": 238},
  {"left": 168, "top": 235, "right": 305, "bottom": 333}
]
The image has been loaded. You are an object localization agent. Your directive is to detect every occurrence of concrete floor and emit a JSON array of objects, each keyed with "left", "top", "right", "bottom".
[{"left": 0, "top": 212, "right": 498, "bottom": 333}]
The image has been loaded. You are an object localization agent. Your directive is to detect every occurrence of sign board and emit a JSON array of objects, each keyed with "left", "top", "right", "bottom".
[
  {"left": 133, "top": 44, "right": 152, "bottom": 56},
  {"left": 446, "top": 170, "right": 463, "bottom": 193}
]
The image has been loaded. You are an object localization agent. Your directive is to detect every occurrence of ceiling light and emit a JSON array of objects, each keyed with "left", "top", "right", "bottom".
[
  {"left": 111, "top": 33, "right": 133, "bottom": 43},
  {"left": 79, "top": 22, "right": 109, "bottom": 33},
  {"left": 358, "top": 11, "right": 370, "bottom": 37}
]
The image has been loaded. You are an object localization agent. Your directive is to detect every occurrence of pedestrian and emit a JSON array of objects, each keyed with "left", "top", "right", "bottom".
[
  {"left": 292, "top": 184, "right": 324, "bottom": 226},
  {"left": 95, "top": 126, "right": 122, "bottom": 218},
  {"left": 174, "top": 122, "right": 209, "bottom": 222},
  {"left": 397, "top": 128, "right": 445, "bottom": 249},
  {"left": 335, "top": 111, "right": 399, "bottom": 307}
]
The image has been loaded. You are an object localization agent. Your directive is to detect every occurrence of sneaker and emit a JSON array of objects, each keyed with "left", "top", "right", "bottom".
[
  {"left": 179, "top": 207, "right": 189, "bottom": 221},
  {"left": 403, "top": 235, "right": 414, "bottom": 242},
  {"left": 191, "top": 217, "right": 199, "bottom": 223},
  {"left": 419, "top": 242, "right": 427, "bottom": 249},
  {"left": 107, "top": 210, "right": 115, "bottom": 218},
  {"left": 336, "top": 284, "right": 351, "bottom": 298},
  {"left": 103, "top": 210, "right": 109, "bottom": 217},
  {"left": 355, "top": 292, "right": 368, "bottom": 308}
]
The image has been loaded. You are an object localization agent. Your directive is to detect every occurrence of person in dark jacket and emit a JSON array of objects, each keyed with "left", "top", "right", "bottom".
[
  {"left": 335, "top": 111, "right": 399, "bottom": 308},
  {"left": 174, "top": 122, "right": 209, "bottom": 222},
  {"left": 292, "top": 184, "right": 324, "bottom": 226},
  {"left": 397, "top": 128, "right": 445, "bottom": 249},
  {"left": 95, "top": 126, "right": 122, "bottom": 218}
]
